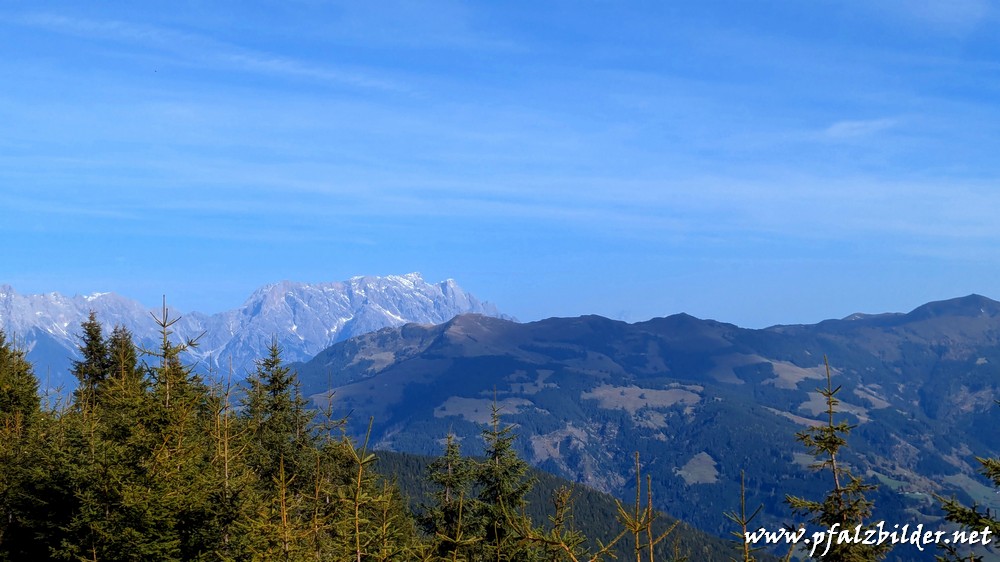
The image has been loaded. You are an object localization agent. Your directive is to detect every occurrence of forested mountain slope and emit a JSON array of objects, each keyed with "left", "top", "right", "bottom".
[{"left": 296, "top": 295, "right": 1000, "bottom": 559}]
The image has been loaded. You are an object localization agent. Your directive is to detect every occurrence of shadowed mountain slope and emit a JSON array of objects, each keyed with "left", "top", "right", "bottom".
[{"left": 296, "top": 296, "right": 1000, "bottom": 560}]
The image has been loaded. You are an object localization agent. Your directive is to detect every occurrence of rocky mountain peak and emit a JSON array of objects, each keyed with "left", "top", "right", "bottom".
[{"left": 0, "top": 275, "right": 506, "bottom": 390}]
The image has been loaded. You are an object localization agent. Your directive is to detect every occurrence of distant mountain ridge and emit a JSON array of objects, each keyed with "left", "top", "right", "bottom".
[
  {"left": 293, "top": 294, "right": 1000, "bottom": 560},
  {"left": 0, "top": 273, "right": 506, "bottom": 389}
]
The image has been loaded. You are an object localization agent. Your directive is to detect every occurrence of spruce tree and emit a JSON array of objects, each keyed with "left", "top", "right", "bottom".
[
  {"left": 423, "top": 433, "right": 478, "bottom": 560},
  {"left": 107, "top": 324, "right": 142, "bottom": 384},
  {"left": 71, "top": 311, "right": 110, "bottom": 408},
  {"left": 474, "top": 401, "right": 540, "bottom": 562},
  {"left": 51, "top": 308, "right": 204, "bottom": 561},
  {"left": 784, "top": 357, "right": 890, "bottom": 562},
  {"left": 141, "top": 299, "right": 215, "bottom": 560},
  {"left": 243, "top": 338, "right": 313, "bottom": 490},
  {"left": 934, "top": 401, "right": 999, "bottom": 562},
  {"left": 0, "top": 330, "right": 48, "bottom": 561},
  {"left": 58, "top": 313, "right": 114, "bottom": 562},
  {"left": 195, "top": 366, "right": 261, "bottom": 561},
  {"left": 0, "top": 330, "right": 39, "bottom": 423}
]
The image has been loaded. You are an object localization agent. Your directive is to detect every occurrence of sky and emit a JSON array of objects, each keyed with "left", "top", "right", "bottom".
[{"left": 2, "top": 1, "right": 999, "bottom": 328}]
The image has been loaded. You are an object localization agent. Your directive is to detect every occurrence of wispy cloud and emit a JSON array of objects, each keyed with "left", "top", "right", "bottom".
[
  {"left": 10, "top": 13, "right": 406, "bottom": 92},
  {"left": 902, "top": 0, "right": 992, "bottom": 32},
  {"left": 858, "top": 0, "right": 994, "bottom": 35},
  {"left": 0, "top": 192, "right": 138, "bottom": 221},
  {"left": 317, "top": 1, "right": 525, "bottom": 53},
  {"left": 823, "top": 118, "right": 898, "bottom": 139}
]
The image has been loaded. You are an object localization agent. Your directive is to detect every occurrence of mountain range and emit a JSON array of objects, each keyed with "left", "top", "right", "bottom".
[
  {"left": 0, "top": 273, "right": 505, "bottom": 390},
  {"left": 292, "top": 295, "right": 1000, "bottom": 560},
  {"left": 5, "top": 277, "right": 999, "bottom": 559}
]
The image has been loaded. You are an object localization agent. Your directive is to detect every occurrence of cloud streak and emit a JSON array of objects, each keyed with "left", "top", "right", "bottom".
[
  {"left": 823, "top": 118, "right": 898, "bottom": 139},
  {"left": 10, "top": 13, "right": 406, "bottom": 92},
  {"left": 872, "top": 0, "right": 994, "bottom": 34}
]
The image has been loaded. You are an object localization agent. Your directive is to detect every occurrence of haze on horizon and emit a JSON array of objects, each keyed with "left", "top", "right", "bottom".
[{"left": 2, "top": 1, "right": 999, "bottom": 329}]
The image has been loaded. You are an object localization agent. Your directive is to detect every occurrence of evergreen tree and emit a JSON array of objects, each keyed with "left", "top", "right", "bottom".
[
  {"left": 107, "top": 324, "right": 142, "bottom": 384},
  {"left": 100, "top": 325, "right": 149, "bottom": 446},
  {"left": 0, "top": 330, "right": 49, "bottom": 561},
  {"left": 141, "top": 299, "right": 215, "bottom": 560},
  {"left": 146, "top": 299, "right": 205, "bottom": 411},
  {"left": 57, "top": 314, "right": 117, "bottom": 562},
  {"left": 934, "top": 401, "right": 999, "bottom": 562},
  {"left": 0, "top": 330, "right": 39, "bottom": 423},
  {"left": 241, "top": 338, "right": 317, "bottom": 560},
  {"left": 1, "top": 313, "right": 431, "bottom": 561},
  {"left": 71, "top": 311, "right": 110, "bottom": 408},
  {"left": 474, "top": 401, "right": 541, "bottom": 562},
  {"left": 368, "top": 479, "right": 420, "bottom": 561},
  {"left": 53, "top": 310, "right": 198, "bottom": 561},
  {"left": 423, "top": 433, "right": 478, "bottom": 560},
  {"left": 195, "top": 369, "right": 261, "bottom": 561},
  {"left": 243, "top": 338, "right": 313, "bottom": 489},
  {"left": 785, "top": 358, "right": 890, "bottom": 562}
]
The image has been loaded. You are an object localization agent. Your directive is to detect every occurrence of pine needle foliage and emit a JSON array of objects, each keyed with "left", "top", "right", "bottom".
[
  {"left": 71, "top": 311, "right": 110, "bottom": 408},
  {"left": 243, "top": 338, "right": 313, "bottom": 493},
  {"left": 422, "top": 433, "right": 478, "bottom": 561},
  {"left": 725, "top": 471, "right": 764, "bottom": 562},
  {"left": 474, "top": 400, "right": 542, "bottom": 562},
  {"left": 784, "top": 357, "right": 890, "bottom": 562},
  {"left": 933, "top": 401, "right": 999, "bottom": 562},
  {"left": 0, "top": 330, "right": 49, "bottom": 561}
]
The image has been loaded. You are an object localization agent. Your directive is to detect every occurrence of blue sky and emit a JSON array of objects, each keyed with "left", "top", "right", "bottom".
[{"left": 2, "top": 1, "right": 999, "bottom": 328}]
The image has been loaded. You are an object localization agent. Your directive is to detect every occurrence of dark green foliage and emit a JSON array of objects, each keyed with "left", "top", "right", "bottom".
[
  {"left": 71, "top": 311, "right": 110, "bottom": 407},
  {"left": 243, "top": 338, "right": 313, "bottom": 490},
  {"left": 0, "top": 330, "right": 39, "bottom": 422},
  {"left": 785, "top": 358, "right": 890, "bottom": 562},
  {"left": 934, "top": 401, "right": 1000, "bottom": 562},
  {"left": 0, "top": 310, "right": 424, "bottom": 561},
  {"left": 378, "top": 449, "right": 749, "bottom": 562},
  {"left": 474, "top": 401, "right": 542, "bottom": 561},
  {"left": 107, "top": 324, "right": 141, "bottom": 384},
  {"left": 0, "top": 330, "right": 49, "bottom": 561},
  {"left": 422, "top": 433, "right": 478, "bottom": 559}
]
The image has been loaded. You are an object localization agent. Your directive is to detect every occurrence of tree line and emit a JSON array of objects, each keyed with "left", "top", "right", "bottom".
[{"left": 0, "top": 307, "right": 694, "bottom": 561}]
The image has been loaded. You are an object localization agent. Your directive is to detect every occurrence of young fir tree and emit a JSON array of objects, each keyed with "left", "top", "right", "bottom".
[
  {"left": 785, "top": 357, "right": 890, "bottom": 562},
  {"left": 199, "top": 365, "right": 261, "bottom": 561},
  {"left": 71, "top": 311, "right": 110, "bottom": 408},
  {"left": 57, "top": 312, "right": 118, "bottom": 560},
  {"left": 50, "top": 310, "right": 189, "bottom": 561},
  {"left": 141, "top": 300, "right": 216, "bottom": 560},
  {"left": 423, "top": 433, "right": 478, "bottom": 560},
  {"left": 933, "top": 401, "right": 999, "bottom": 562},
  {"left": 146, "top": 299, "right": 206, "bottom": 412},
  {"left": 474, "top": 401, "right": 541, "bottom": 562},
  {"left": 241, "top": 339, "right": 316, "bottom": 561},
  {"left": 0, "top": 330, "right": 50, "bottom": 561},
  {"left": 243, "top": 338, "right": 313, "bottom": 489},
  {"left": 0, "top": 330, "right": 39, "bottom": 425},
  {"left": 107, "top": 324, "right": 142, "bottom": 385},
  {"left": 99, "top": 325, "right": 150, "bottom": 450},
  {"left": 57, "top": 313, "right": 111, "bottom": 560}
]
